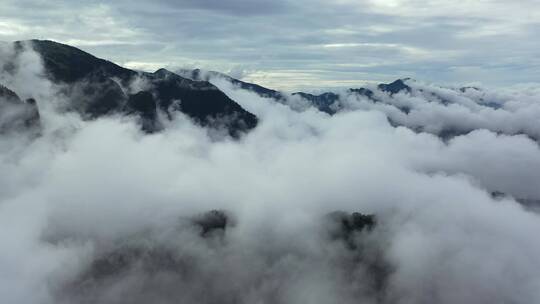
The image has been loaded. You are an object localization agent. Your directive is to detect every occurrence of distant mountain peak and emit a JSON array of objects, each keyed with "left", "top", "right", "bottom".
[
  {"left": 377, "top": 78, "right": 412, "bottom": 95},
  {"left": 0, "top": 83, "right": 41, "bottom": 133},
  {"left": 21, "top": 39, "right": 135, "bottom": 83},
  {"left": 154, "top": 68, "right": 174, "bottom": 75},
  {"left": 5, "top": 39, "right": 258, "bottom": 137}
]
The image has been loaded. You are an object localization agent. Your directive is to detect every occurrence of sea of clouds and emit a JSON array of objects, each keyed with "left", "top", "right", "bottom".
[{"left": 1, "top": 43, "right": 540, "bottom": 304}]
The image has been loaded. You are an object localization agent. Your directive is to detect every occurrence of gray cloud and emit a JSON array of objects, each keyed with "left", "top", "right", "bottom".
[
  {"left": 1, "top": 0, "right": 539, "bottom": 90},
  {"left": 157, "top": 0, "right": 290, "bottom": 15}
]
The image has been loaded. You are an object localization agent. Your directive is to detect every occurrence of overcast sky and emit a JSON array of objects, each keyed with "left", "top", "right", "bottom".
[{"left": 1, "top": 0, "right": 539, "bottom": 91}]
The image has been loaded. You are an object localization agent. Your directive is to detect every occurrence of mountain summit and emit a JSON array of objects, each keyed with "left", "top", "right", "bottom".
[{"left": 5, "top": 40, "right": 258, "bottom": 137}]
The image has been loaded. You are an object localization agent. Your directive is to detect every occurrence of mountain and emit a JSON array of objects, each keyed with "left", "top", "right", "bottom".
[
  {"left": 63, "top": 210, "right": 385, "bottom": 303},
  {"left": 179, "top": 68, "right": 413, "bottom": 115},
  {"left": 0, "top": 84, "right": 40, "bottom": 134},
  {"left": 377, "top": 78, "right": 411, "bottom": 95},
  {"left": 178, "top": 69, "right": 287, "bottom": 101},
  {"left": 291, "top": 91, "right": 341, "bottom": 114},
  {"left": 148, "top": 68, "right": 257, "bottom": 134},
  {"left": 3, "top": 40, "right": 515, "bottom": 141},
  {"left": 178, "top": 71, "right": 531, "bottom": 141},
  {"left": 11, "top": 40, "right": 258, "bottom": 137},
  {"left": 178, "top": 68, "right": 344, "bottom": 114},
  {"left": 290, "top": 80, "right": 411, "bottom": 114},
  {"left": 24, "top": 40, "right": 136, "bottom": 84}
]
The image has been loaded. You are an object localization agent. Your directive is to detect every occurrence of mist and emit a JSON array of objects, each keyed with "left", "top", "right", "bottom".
[{"left": 1, "top": 43, "right": 540, "bottom": 304}]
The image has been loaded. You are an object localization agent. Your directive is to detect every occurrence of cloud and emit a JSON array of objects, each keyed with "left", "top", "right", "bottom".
[
  {"left": 1, "top": 1, "right": 539, "bottom": 90},
  {"left": 158, "top": 0, "right": 290, "bottom": 15},
  {"left": 2, "top": 45, "right": 540, "bottom": 303}
]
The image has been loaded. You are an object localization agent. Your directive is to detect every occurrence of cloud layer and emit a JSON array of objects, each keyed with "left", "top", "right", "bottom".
[{"left": 1, "top": 43, "right": 540, "bottom": 304}]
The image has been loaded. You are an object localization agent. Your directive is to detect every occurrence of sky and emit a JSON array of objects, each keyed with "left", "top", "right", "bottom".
[{"left": 1, "top": 0, "right": 539, "bottom": 91}]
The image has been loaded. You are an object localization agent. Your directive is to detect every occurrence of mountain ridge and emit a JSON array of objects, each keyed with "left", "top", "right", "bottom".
[
  {"left": 5, "top": 40, "right": 258, "bottom": 137},
  {"left": 2, "top": 39, "right": 516, "bottom": 141},
  {"left": 176, "top": 67, "right": 417, "bottom": 115}
]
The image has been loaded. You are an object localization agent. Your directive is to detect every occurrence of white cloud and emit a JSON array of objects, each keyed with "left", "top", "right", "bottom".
[{"left": 1, "top": 15, "right": 540, "bottom": 304}]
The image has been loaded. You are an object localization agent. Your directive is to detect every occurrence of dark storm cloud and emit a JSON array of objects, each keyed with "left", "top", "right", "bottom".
[{"left": 0, "top": 0, "right": 539, "bottom": 90}]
